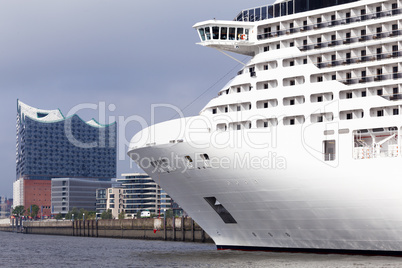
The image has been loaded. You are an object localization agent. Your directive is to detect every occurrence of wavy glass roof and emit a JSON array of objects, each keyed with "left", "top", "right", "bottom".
[{"left": 17, "top": 100, "right": 113, "bottom": 127}]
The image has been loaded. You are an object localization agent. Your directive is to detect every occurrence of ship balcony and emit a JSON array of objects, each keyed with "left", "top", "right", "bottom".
[
  {"left": 256, "top": 7, "right": 402, "bottom": 41},
  {"left": 314, "top": 50, "right": 402, "bottom": 69}
]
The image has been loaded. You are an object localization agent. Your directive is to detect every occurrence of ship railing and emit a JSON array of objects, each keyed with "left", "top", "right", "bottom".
[
  {"left": 298, "top": 30, "right": 402, "bottom": 52},
  {"left": 257, "top": 7, "right": 402, "bottom": 41},
  {"left": 314, "top": 50, "right": 402, "bottom": 69},
  {"left": 379, "top": 92, "right": 402, "bottom": 101},
  {"left": 339, "top": 72, "right": 402, "bottom": 85}
]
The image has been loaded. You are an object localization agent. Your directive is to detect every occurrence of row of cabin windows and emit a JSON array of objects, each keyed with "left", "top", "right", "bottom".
[
  {"left": 258, "top": 3, "right": 399, "bottom": 40},
  {"left": 218, "top": 107, "right": 401, "bottom": 131}
]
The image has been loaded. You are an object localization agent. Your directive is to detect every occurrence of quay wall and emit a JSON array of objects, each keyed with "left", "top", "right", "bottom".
[{"left": 18, "top": 217, "right": 214, "bottom": 243}]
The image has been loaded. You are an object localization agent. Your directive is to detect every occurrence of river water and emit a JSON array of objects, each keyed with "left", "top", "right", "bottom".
[{"left": 1, "top": 231, "right": 401, "bottom": 267}]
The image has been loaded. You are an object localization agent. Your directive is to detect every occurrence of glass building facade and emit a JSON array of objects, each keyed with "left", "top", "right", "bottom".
[{"left": 16, "top": 100, "right": 116, "bottom": 180}]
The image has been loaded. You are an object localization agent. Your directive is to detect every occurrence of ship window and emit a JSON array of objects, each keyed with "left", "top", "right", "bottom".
[
  {"left": 277, "top": 44, "right": 280, "bottom": 49},
  {"left": 377, "top": 110, "right": 384, "bottom": 117},
  {"left": 290, "top": 61, "right": 294, "bottom": 66},
  {"left": 212, "top": 108, "right": 217, "bottom": 114},
  {"left": 332, "top": 75, "right": 336, "bottom": 80},
  {"left": 346, "top": 93, "right": 352, "bottom": 99},
  {"left": 290, "top": 99, "right": 295, "bottom": 105},
  {"left": 237, "top": 124, "right": 241, "bottom": 130},
  {"left": 204, "top": 197, "right": 237, "bottom": 224},
  {"left": 377, "top": 89, "right": 383, "bottom": 96},
  {"left": 229, "top": 27, "right": 236, "bottom": 40},
  {"left": 317, "top": 76, "right": 323, "bottom": 82},
  {"left": 264, "top": 102, "right": 268, "bottom": 108},
  {"left": 290, "top": 80, "right": 295, "bottom": 86},
  {"left": 347, "top": 113, "right": 352, "bottom": 120},
  {"left": 199, "top": 28, "right": 205, "bottom": 41},
  {"left": 303, "top": 59, "right": 307, "bottom": 64},
  {"left": 317, "top": 96, "right": 323, "bottom": 102},
  {"left": 205, "top": 27, "right": 211, "bottom": 40},
  {"left": 224, "top": 107, "right": 228, "bottom": 113},
  {"left": 264, "top": 46, "right": 269, "bottom": 52},
  {"left": 264, "top": 65, "right": 268, "bottom": 70},
  {"left": 362, "top": 91, "right": 366, "bottom": 97},
  {"left": 264, "top": 83, "right": 268, "bottom": 89},
  {"left": 237, "top": 87, "right": 241, "bottom": 93},
  {"left": 290, "top": 42, "right": 294, "bottom": 47},
  {"left": 290, "top": 119, "right": 295, "bottom": 125},
  {"left": 394, "top": 109, "right": 399, "bottom": 115},
  {"left": 212, "top": 27, "right": 219, "bottom": 39},
  {"left": 237, "top": 28, "right": 244, "bottom": 40},
  {"left": 221, "top": 27, "right": 227, "bottom": 40},
  {"left": 237, "top": 106, "right": 241, "bottom": 112},
  {"left": 264, "top": 121, "right": 268, "bottom": 128},
  {"left": 318, "top": 116, "right": 323, "bottom": 123},
  {"left": 324, "top": 140, "right": 336, "bottom": 161}
]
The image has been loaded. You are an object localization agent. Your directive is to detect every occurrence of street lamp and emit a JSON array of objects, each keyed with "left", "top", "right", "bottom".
[
  {"left": 83, "top": 213, "right": 85, "bottom": 221},
  {"left": 72, "top": 214, "right": 74, "bottom": 221}
]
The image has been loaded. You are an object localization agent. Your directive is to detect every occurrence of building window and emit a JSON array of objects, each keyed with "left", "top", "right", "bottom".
[
  {"left": 109, "top": 204, "right": 115, "bottom": 208},
  {"left": 110, "top": 194, "right": 115, "bottom": 198}
]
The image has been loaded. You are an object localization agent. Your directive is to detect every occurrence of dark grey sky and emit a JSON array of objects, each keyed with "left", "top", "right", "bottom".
[{"left": 0, "top": 0, "right": 268, "bottom": 197}]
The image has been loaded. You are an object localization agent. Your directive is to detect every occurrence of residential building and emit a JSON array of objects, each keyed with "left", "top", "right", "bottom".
[
  {"left": 14, "top": 100, "right": 116, "bottom": 217},
  {"left": 51, "top": 178, "right": 113, "bottom": 215}
]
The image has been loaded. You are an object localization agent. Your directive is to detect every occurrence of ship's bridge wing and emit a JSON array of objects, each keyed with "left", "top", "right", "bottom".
[{"left": 193, "top": 20, "right": 256, "bottom": 56}]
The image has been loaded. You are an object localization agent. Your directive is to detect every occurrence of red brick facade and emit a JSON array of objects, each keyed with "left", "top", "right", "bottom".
[{"left": 24, "top": 180, "right": 52, "bottom": 217}]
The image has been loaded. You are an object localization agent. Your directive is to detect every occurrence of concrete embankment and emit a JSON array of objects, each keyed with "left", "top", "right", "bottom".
[{"left": 1, "top": 217, "right": 213, "bottom": 243}]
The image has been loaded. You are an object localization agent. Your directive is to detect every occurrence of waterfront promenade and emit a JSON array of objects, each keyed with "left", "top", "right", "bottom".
[{"left": 0, "top": 217, "right": 213, "bottom": 243}]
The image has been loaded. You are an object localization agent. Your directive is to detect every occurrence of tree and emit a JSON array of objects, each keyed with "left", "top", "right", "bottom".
[
  {"left": 101, "top": 209, "right": 112, "bottom": 219},
  {"left": 55, "top": 213, "right": 63, "bottom": 220},
  {"left": 12, "top": 205, "right": 25, "bottom": 217},
  {"left": 86, "top": 211, "right": 96, "bottom": 220},
  {"left": 118, "top": 210, "right": 125, "bottom": 220},
  {"left": 31, "top": 205, "right": 39, "bottom": 219}
]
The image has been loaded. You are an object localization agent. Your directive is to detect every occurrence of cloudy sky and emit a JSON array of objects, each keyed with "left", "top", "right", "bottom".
[{"left": 0, "top": 0, "right": 268, "bottom": 197}]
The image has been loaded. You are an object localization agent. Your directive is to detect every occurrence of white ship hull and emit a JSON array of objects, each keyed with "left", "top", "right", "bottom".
[
  {"left": 128, "top": 116, "right": 402, "bottom": 254},
  {"left": 128, "top": 0, "right": 402, "bottom": 254}
]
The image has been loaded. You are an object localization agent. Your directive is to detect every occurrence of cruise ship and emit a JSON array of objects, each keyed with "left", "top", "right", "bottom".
[{"left": 128, "top": 0, "right": 402, "bottom": 255}]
